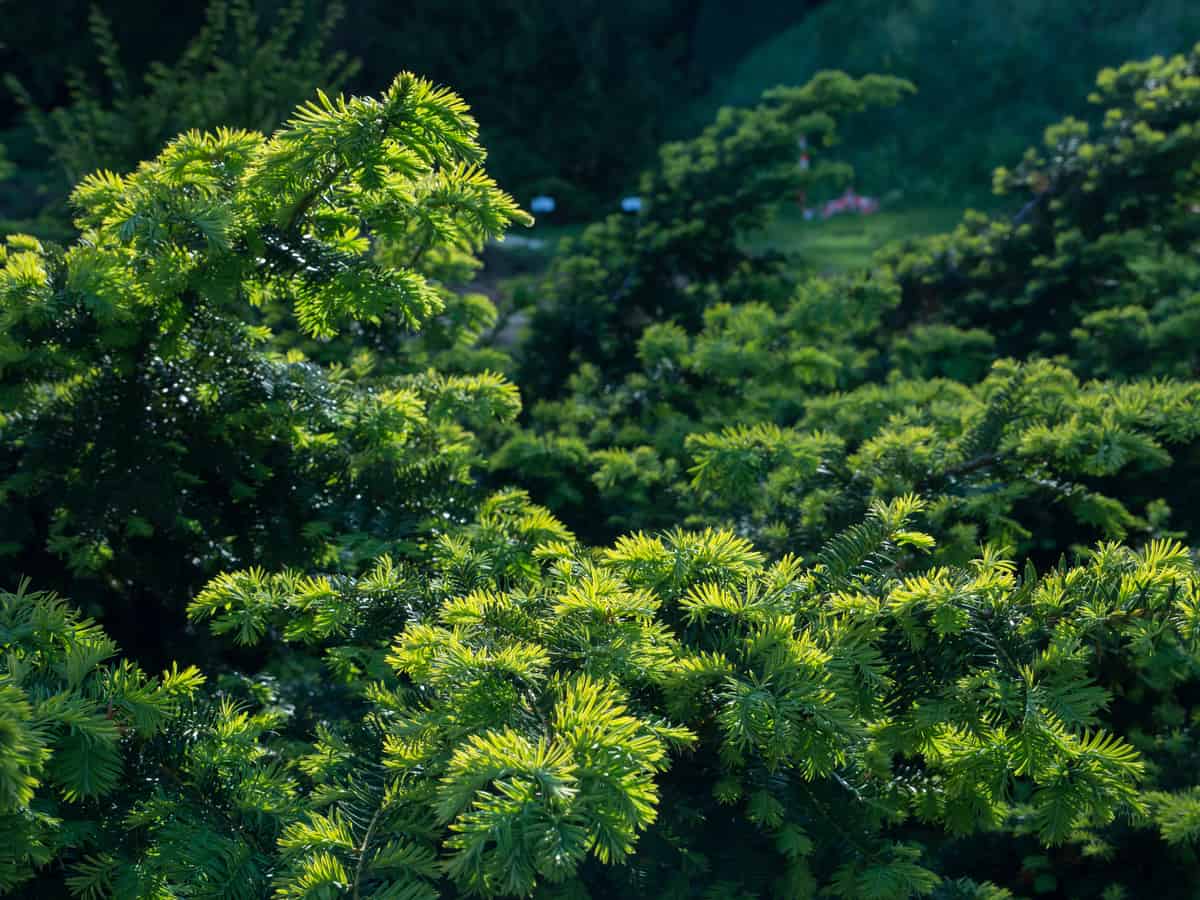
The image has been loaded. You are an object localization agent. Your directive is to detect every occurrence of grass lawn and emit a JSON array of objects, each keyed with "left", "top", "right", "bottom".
[
  {"left": 485, "top": 205, "right": 971, "bottom": 285},
  {"left": 747, "top": 204, "right": 966, "bottom": 274}
]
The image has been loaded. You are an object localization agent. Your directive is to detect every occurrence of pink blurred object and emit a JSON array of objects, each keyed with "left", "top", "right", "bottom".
[{"left": 821, "top": 189, "right": 879, "bottom": 219}]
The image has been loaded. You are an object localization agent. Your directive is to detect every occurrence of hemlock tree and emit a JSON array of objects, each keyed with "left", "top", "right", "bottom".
[{"left": 0, "top": 73, "right": 528, "bottom": 661}]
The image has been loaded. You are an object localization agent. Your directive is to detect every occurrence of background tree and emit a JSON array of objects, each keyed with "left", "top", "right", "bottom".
[
  {"left": 514, "top": 70, "right": 914, "bottom": 399},
  {"left": 689, "top": 0, "right": 1200, "bottom": 206},
  {"left": 3, "top": 0, "right": 357, "bottom": 239},
  {"left": 879, "top": 47, "right": 1200, "bottom": 369},
  {"left": 489, "top": 48, "right": 1200, "bottom": 564}
]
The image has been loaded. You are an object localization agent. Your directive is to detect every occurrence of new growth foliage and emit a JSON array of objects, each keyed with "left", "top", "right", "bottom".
[{"left": 3, "top": 44, "right": 1200, "bottom": 900}]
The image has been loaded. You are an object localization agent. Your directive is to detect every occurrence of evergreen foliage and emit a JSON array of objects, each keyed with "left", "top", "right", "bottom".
[
  {"left": 517, "top": 70, "right": 914, "bottom": 398},
  {"left": 494, "top": 48, "right": 1200, "bottom": 565},
  {"left": 0, "top": 579, "right": 203, "bottom": 892},
  {"left": 691, "top": 0, "right": 1200, "bottom": 206},
  {"left": 3, "top": 41, "right": 1200, "bottom": 900},
  {"left": 7, "top": 492, "right": 1200, "bottom": 897},
  {"left": 880, "top": 46, "right": 1200, "bottom": 368},
  {"left": 0, "top": 73, "right": 527, "bottom": 659},
  {"left": 2, "top": 0, "right": 828, "bottom": 229}
]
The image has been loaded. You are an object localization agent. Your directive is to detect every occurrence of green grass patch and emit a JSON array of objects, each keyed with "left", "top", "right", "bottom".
[
  {"left": 747, "top": 204, "right": 966, "bottom": 274},
  {"left": 492, "top": 207, "right": 968, "bottom": 281}
]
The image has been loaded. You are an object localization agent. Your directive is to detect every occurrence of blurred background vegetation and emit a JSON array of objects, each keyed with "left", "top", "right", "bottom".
[
  {"left": 0, "top": 0, "right": 821, "bottom": 230},
  {"left": 688, "top": 0, "right": 1200, "bottom": 206},
  {"left": 5, "top": 0, "right": 1199, "bottom": 240}
]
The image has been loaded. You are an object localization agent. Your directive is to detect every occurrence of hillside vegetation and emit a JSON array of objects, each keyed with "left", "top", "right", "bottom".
[{"left": 687, "top": 0, "right": 1200, "bottom": 204}]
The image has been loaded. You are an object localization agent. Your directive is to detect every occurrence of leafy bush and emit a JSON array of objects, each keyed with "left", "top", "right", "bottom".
[
  {"left": 496, "top": 47, "right": 1200, "bottom": 565},
  {"left": 881, "top": 48, "right": 1200, "bottom": 371},
  {"left": 517, "top": 70, "right": 914, "bottom": 398},
  {"left": 7, "top": 489, "right": 1200, "bottom": 896}
]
